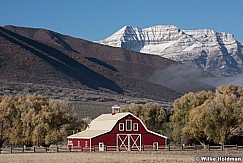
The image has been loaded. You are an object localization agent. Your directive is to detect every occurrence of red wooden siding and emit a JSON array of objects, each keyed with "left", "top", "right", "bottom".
[{"left": 68, "top": 138, "right": 90, "bottom": 150}]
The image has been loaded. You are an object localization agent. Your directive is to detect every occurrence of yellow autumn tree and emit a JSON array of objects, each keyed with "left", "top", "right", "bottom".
[
  {"left": 0, "top": 95, "right": 84, "bottom": 147},
  {"left": 172, "top": 84, "right": 243, "bottom": 146},
  {"left": 170, "top": 91, "right": 214, "bottom": 143}
]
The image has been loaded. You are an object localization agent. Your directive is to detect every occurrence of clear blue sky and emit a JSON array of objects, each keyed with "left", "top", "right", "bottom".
[{"left": 1, "top": 0, "right": 243, "bottom": 42}]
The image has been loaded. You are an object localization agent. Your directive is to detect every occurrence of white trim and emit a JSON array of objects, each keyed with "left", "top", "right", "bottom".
[
  {"left": 117, "top": 134, "right": 128, "bottom": 150},
  {"left": 67, "top": 112, "right": 167, "bottom": 139},
  {"left": 133, "top": 123, "right": 138, "bottom": 131},
  {"left": 78, "top": 141, "right": 80, "bottom": 147},
  {"left": 85, "top": 141, "right": 88, "bottom": 147},
  {"left": 119, "top": 123, "right": 124, "bottom": 131},
  {"left": 90, "top": 139, "right": 91, "bottom": 152},
  {"left": 117, "top": 134, "right": 141, "bottom": 151},
  {"left": 147, "top": 130, "right": 167, "bottom": 139},
  {"left": 127, "top": 134, "right": 131, "bottom": 151},
  {"left": 126, "top": 119, "right": 132, "bottom": 131},
  {"left": 116, "top": 134, "right": 118, "bottom": 151}
]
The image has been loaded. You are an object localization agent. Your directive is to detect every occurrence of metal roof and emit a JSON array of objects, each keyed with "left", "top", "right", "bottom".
[{"left": 67, "top": 130, "right": 107, "bottom": 139}]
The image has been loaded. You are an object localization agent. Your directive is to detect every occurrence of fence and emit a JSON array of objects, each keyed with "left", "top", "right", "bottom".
[{"left": 1, "top": 144, "right": 243, "bottom": 154}]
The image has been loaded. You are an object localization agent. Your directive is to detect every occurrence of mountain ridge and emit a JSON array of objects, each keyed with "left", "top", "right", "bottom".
[
  {"left": 1, "top": 25, "right": 214, "bottom": 98},
  {"left": 0, "top": 25, "right": 218, "bottom": 116},
  {"left": 0, "top": 25, "right": 182, "bottom": 101},
  {"left": 98, "top": 25, "right": 243, "bottom": 77}
]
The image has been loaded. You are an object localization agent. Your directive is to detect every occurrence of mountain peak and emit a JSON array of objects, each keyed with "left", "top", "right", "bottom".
[
  {"left": 98, "top": 25, "right": 243, "bottom": 77},
  {"left": 144, "top": 25, "right": 179, "bottom": 30}
]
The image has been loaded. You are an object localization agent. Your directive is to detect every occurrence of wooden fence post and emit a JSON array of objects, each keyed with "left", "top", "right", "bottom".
[
  {"left": 195, "top": 144, "right": 197, "bottom": 151},
  {"left": 45, "top": 147, "right": 48, "bottom": 153},
  {"left": 57, "top": 147, "right": 58, "bottom": 153},
  {"left": 181, "top": 145, "right": 183, "bottom": 151},
  {"left": 236, "top": 144, "right": 238, "bottom": 150},
  {"left": 33, "top": 146, "right": 35, "bottom": 153},
  {"left": 69, "top": 146, "right": 71, "bottom": 152},
  {"left": 10, "top": 147, "right": 12, "bottom": 154},
  {"left": 168, "top": 144, "right": 170, "bottom": 151},
  {"left": 22, "top": 146, "right": 24, "bottom": 153},
  {"left": 221, "top": 144, "right": 224, "bottom": 151},
  {"left": 208, "top": 145, "right": 210, "bottom": 151}
]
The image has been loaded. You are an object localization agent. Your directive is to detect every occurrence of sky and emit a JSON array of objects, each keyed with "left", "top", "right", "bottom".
[{"left": 1, "top": 0, "right": 243, "bottom": 42}]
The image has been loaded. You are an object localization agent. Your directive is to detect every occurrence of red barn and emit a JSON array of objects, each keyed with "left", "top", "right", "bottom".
[{"left": 67, "top": 106, "right": 167, "bottom": 151}]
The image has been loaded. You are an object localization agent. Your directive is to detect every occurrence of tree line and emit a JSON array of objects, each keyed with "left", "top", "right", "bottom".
[
  {"left": 0, "top": 95, "right": 85, "bottom": 148},
  {"left": 1, "top": 84, "right": 242, "bottom": 148},
  {"left": 122, "top": 84, "right": 243, "bottom": 146}
]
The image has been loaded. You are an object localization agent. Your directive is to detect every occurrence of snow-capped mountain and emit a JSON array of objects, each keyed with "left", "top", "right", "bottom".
[{"left": 98, "top": 25, "right": 243, "bottom": 76}]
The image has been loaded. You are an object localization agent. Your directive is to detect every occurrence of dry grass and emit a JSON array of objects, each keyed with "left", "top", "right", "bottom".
[{"left": 0, "top": 151, "right": 242, "bottom": 163}]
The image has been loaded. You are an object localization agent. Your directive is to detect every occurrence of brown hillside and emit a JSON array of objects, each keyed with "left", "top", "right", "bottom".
[
  {"left": 0, "top": 26, "right": 180, "bottom": 102},
  {"left": 3, "top": 25, "right": 214, "bottom": 93}
]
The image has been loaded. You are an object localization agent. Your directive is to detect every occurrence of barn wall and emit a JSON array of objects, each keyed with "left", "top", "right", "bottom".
[
  {"left": 142, "top": 133, "right": 166, "bottom": 146},
  {"left": 92, "top": 133, "right": 117, "bottom": 146},
  {"left": 67, "top": 138, "right": 90, "bottom": 150}
]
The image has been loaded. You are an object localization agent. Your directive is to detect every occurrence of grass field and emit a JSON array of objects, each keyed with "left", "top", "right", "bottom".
[{"left": 0, "top": 151, "right": 242, "bottom": 163}]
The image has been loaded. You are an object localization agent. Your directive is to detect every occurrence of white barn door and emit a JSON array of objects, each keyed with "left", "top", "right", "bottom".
[
  {"left": 117, "top": 134, "right": 141, "bottom": 151},
  {"left": 99, "top": 142, "right": 104, "bottom": 151}
]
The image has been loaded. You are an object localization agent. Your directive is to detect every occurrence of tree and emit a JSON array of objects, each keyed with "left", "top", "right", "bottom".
[
  {"left": 32, "top": 99, "right": 78, "bottom": 147},
  {"left": 0, "top": 95, "right": 84, "bottom": 147},
  {"left": 171, "top": 84, "right": 243, "bottom": 146},
  {"left": 0, "top": 96, "right": 16, "bottom": 147},
  {"left": 170, "top": 91, "right": 214, "bottom": 143}
]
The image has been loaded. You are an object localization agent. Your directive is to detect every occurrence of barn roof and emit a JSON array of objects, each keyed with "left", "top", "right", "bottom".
[
  {"left": 67, "top": 112, "right": 130, "bottom": 139},
  {"left": 67, "top": 112, "right": 167, "bottom": 139}
]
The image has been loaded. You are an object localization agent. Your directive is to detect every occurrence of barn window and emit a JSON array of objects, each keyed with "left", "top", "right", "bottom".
[
  {"left": 119, "top": 123, "right": 124, "bottom": 131},
  {"left": 68, "top": 140, "right": 73, "bottom": 145},
  {"left": 85, "top": 141, "right": 88, "bottom": 147},
  {"left": 133, "top": 123, "right": 138, "bottom": 131},
  {"left": 126, "top": 120, "right": 132, "bottom": 131}
]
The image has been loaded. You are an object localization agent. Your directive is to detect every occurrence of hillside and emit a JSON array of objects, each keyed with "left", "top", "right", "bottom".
[
  {"left": 3, "top": 25, "right": 213, "bottom": 92},
  {"left": 0, "top": 25, "right": 214, "bottom": 116}
]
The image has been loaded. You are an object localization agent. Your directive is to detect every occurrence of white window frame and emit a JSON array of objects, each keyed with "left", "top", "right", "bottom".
[
  {"left": 126, "top": 120, "right": 132, "bottom": 131},
  {"left": 68, "top": 140, "right": 73, "bottom": 145},
  {"left": 133, "top": 123, "right": 138, "bottom": 131},
  {"left": 85, "top": 141, "right": 88, "bottom": 147},
  {"left": 119, "top": 123, "right": 124, "bottom": 131}
]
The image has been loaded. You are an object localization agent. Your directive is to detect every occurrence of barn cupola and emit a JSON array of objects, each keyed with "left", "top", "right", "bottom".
[{"left": 111, "top": 105, "right": 121, "bottom": 115}]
